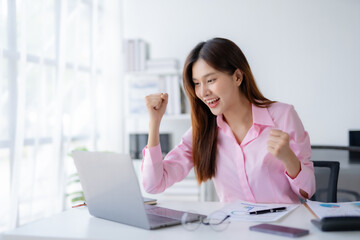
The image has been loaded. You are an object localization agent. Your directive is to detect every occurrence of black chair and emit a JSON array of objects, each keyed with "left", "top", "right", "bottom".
[
  {"left": 310, "top": 161, "right": 340, "bottom": 203},
  {"left": 337, "top": 189, "right": 360, "bottom": 202}
]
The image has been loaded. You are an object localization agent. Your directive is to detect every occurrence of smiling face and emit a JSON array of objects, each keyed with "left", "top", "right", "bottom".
[{"left": 192, "top": 58, "right": 243, "bottom": 116}]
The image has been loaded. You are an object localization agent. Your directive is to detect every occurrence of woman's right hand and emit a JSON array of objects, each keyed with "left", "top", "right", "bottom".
[{"left": 145, "top": 93, "right": 168, "bottom": 124}]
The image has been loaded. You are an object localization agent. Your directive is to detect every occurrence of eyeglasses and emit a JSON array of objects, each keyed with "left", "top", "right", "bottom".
[{"left": 181, "top": 210, "right": 231, "bottom": 231}]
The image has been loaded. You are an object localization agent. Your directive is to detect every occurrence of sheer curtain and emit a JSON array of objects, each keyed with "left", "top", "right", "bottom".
[{"left": 0, "top": 0, "right": 123, "bottom": 232}]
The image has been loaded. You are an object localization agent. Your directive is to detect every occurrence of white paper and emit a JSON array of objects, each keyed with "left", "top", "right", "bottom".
[
  {"left": 306, "top": 200, "right": 360, "bottom": 219},
  {"left": 217, "top": 200, "right": 299, "bottom": 222}
]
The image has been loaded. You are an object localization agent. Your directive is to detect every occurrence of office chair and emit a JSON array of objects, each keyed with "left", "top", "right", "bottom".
[
  {"left": 337, "top": 189, "right": 360, "bottom": 202},
  {"left": 310, "top": 161, "right": 340, "bottom": 203}
]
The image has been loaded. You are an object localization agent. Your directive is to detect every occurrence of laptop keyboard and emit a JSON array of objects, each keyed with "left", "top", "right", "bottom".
[
  {"left": 145, "top": 205, "right": 185, "bottom": 220},
  {"left": 146, "top": 212, "right": 180, "bottom": 226},
  {"left": 145, "top": 205, "right": 204, "bottom": 228}
]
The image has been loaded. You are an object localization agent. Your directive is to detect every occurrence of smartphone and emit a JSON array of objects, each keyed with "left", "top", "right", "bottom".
[{"left": 250, "top": 223, "right": 309, "bottom": 238}]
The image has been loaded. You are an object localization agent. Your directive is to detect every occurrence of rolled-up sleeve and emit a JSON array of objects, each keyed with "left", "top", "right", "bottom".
[
  {"left": 283, "top": 106, "right": 316, "bottom": 199},
  {"left": 141, "top": 128, "right": 194, "bottom": 194}
]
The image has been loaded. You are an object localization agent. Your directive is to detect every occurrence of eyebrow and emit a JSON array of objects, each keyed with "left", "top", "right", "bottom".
[{"left": 192, "top": 72, "right": 217, "bottom": 81}]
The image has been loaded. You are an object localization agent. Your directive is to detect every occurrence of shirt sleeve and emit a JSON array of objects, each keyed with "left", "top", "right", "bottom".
[
  {"left": 283, "top": 105, "right": 316, "bottom": 199},
  {"left": 141, "top": 128, "right": 194, "bottom": 194}
]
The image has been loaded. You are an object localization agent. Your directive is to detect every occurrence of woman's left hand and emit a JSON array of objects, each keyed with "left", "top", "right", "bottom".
[
  {"left": 267, "top": 129, "right": 301, "bottom": 178},
  {"left": 267, "top": 129, "right": 293, "bottom": 163},
  {"left": 267, "top": 129, "right": 308, "bottom": 198}
]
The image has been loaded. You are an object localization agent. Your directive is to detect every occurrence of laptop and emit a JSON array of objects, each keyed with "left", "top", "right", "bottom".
[{"left": 72, "top": 151, "right": 205, "bottom": 230}]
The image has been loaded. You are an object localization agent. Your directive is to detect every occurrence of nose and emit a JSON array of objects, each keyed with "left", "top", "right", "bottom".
[{"left": 197, "top": 84, "right": 209, "bottom": 98}]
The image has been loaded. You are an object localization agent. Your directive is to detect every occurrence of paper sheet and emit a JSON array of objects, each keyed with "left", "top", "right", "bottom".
[
  {"left": 306, "top": 200, "right": 360, "bottom": 219},
  {"left": 216, "top": 200, "right": 299, "bottom": 222}
]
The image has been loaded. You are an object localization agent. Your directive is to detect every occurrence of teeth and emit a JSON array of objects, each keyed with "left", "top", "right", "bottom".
[{"left": 206, "top": 98, "right": 219, "bottom": 104}]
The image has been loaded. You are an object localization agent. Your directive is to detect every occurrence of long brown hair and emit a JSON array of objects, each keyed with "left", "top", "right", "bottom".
[{"left": 183, "top": 38, "right": 275, "bottom": 183}]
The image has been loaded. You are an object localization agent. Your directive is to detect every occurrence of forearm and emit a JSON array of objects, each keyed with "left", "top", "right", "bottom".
[
  {"left": 282, "top": 150, "right": 301, "bottom": 179},
  {"left": 145, "top": 93, "right": 168, "bottom": 148},
  {"left": 147, "top": 120, "right": 161, "bottom": 148},
  {"left": 282, "top": 151, "right": 311, "bottom": 198}
]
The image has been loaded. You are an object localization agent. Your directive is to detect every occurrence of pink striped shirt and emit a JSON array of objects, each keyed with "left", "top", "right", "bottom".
[{"left": 141, "top": 102, "right": 315, "bottom": 203}]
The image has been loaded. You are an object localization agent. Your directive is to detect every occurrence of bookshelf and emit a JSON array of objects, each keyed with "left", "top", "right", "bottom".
[
  {"left": 123, "top": 39, "right": 191, "bottom": 154},
  {"left": 123, "top": 38, "right": 201, "bottom": 201}
]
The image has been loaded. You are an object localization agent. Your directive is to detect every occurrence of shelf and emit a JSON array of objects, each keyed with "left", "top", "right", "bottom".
[
  {"left": 163, "top": 114, "right": 191, "bottom": 120},
  {"left": 127, "top": 114, "right": 190, "bottom": 121},
  {"left": 125, "top": 70, "right": 180, "bottom": 76}
]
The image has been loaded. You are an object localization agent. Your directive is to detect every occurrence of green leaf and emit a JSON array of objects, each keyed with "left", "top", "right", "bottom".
[
  {"left": 66, "top": 191, "right": 84, "bottom": 198},
  {"left": 67, "top": 179, "right": 81, "bottom": 185},
  {"left": 71, "top": 196, "right": 86, "bottom": 203},
  {"left": 67, "top": 147, "right": 88, "bottom": 157}
]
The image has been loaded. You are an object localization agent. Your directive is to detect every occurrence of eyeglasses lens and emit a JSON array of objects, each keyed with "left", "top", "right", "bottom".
[
  {"left": 181, "top": 212, "right": 202, "bottom": 231},
  {"left": 208, "top": 211, "right": 230, "bottom": 231}
]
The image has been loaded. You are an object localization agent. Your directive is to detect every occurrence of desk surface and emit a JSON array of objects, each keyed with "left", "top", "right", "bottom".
[{"left": 2, "top": 201, "right": 359, "bottom": 240}]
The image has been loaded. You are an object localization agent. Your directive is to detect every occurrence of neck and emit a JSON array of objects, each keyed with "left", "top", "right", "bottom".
[{"left": 223, "top": 95, "right": 253, "bottom": 131}]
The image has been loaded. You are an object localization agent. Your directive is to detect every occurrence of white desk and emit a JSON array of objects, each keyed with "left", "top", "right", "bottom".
[{"left": 1, "top": 201, "right": 359, "bottom": 240}]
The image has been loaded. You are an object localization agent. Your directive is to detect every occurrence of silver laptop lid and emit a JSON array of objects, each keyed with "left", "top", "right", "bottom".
[{"left": 72, "top": 151, "right": 150, "bottom": 229}]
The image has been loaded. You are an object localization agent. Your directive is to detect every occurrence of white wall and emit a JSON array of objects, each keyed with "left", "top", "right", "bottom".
[{"left": 122, "top": 0, "right": 360, "bottom": 146}]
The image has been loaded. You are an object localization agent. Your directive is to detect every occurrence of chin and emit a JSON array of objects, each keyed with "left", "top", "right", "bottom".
[{"left": 210, "top": 108, "right": 222, "bottom": 116}]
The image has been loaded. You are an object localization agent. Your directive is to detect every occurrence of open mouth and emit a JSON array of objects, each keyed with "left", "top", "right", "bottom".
[{"left": 205, "top": 98, "right": 220, "bottom": 108}]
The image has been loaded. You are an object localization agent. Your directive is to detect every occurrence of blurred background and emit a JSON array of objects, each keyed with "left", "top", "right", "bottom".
[{"left": 0, "top": 0, "right": 359, "bottom": 233}]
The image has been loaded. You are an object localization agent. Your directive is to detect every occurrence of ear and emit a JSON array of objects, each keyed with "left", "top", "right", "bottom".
[{"left": 233, "top": 69, "right": 243, "bottom": 87}]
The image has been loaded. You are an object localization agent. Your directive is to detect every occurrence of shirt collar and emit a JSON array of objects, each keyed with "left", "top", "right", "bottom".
[
  {"left": 251, "top": 104, "right": 275, "bottom": 127},
  {"left": 216, "top": 104, "right": 275, "bottom": 129},
  {"left": 216, "top": 114, "right": 227, "bottom": 129}
]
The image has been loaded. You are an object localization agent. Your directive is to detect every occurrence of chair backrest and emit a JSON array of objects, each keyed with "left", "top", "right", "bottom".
[{"left": 310, "top": 161, "right": 340, "bottom": 203}]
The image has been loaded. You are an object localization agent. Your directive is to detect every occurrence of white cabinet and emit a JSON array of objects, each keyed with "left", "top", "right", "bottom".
[
  {"left": 132, "top": 160, "right": 201, "bottom": 202},
  {"left": 128, "top": 114, "right": 203, "bottom": 202}
]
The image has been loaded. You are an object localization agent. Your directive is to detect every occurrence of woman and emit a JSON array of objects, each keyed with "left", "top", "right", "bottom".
[{"left": 142, "top": 38, "right": 315, "bottom": 203}]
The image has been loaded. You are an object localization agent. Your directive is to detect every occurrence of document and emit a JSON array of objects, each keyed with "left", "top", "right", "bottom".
[
  {"left": 305, "top": 200, "right": 360, "bottom": 219},
  {"left": 217, "top": 200, "right": 299, "bottom": 222}
]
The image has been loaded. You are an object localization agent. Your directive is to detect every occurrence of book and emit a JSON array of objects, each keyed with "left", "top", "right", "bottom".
[
  {"left": 129, "top": 134, "right": 138, "bottom": 159},
  {"left": 159, "top": 134, "right": 171, "bottom": 158},
  {"left": 164, "top": 75, "right": 181, "bottom": 115},
  {"left": 129, "top": 133, "right": 171, "bottom": 159},
  {"left": 143, "top": 197, "right": 157, "bottom": 205},
  {"left": 165, "top": 75, "right": 174, "bottom": 114},
  {"left": 124, "top": 39, "right": 149, "bottom": 72},
  {"left": 171, "top": 75, "right": 181, "bottom": 115}
]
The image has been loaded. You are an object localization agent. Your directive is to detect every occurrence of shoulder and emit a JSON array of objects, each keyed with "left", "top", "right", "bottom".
[
  {"left": 180, "top": 127, "right": 193, "bottom": 145},
  {"left": 266, "top": 102, "right": 301, "bottom": 129},
  {"left": 267, "top": 101, "right": 293, "bottom": 115},
  {"left": 183, "top": 127, "right": 192, "bottom": 138}
]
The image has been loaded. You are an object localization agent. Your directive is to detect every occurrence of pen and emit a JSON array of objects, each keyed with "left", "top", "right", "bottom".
[
  {"left": 72, "top": 202, "right": 87, "bottom": 208},
  {"left": 248, "top": 207, "right": 287, "bottom": 215}
]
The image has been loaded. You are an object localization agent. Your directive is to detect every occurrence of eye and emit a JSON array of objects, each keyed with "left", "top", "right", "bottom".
[
  {"left": 193, "top": 82, "right": 200, "bottom": 86},
  {"left": 207, "top": 79, "right": 216, "bottom": 83}
]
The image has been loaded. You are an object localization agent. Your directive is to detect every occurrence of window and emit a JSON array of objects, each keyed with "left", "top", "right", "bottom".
[{"left": 0, "top": 0, "right": 123, "bottom": 232}]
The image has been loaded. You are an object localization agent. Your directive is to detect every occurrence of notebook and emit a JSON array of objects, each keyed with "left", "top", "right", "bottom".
[{"left": 72, "top": 151, "right": 204, "bottom": 230}]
